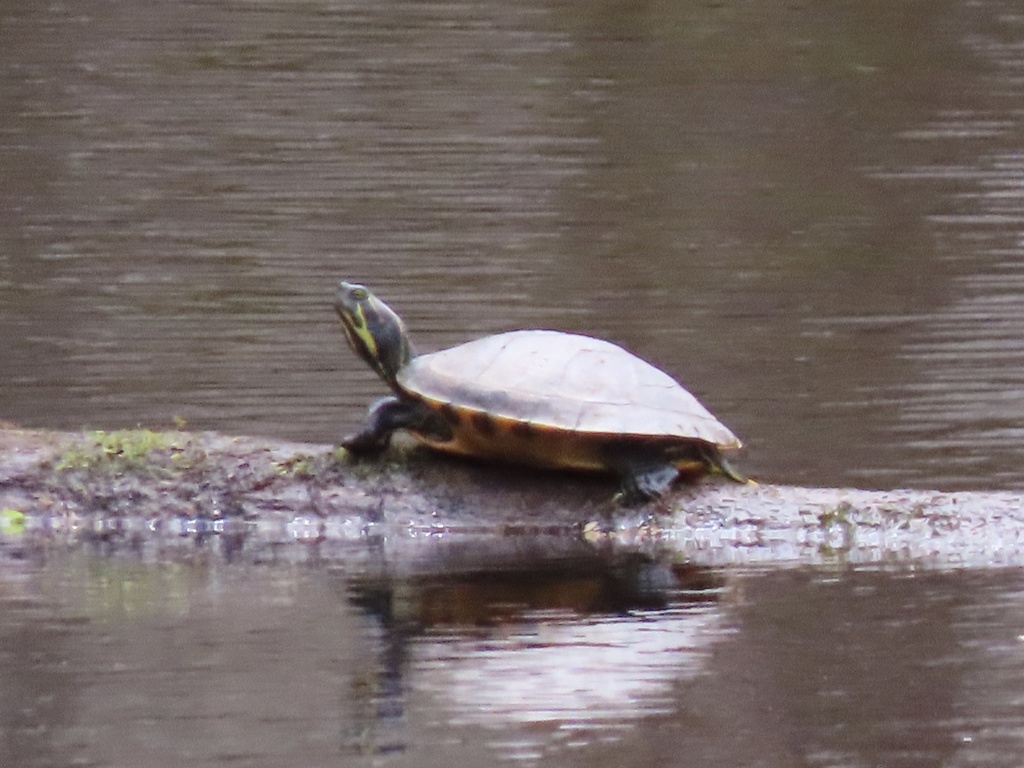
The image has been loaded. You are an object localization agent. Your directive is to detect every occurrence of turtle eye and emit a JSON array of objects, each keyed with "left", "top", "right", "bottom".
[{"left": 351, "top": 287, "right": 368, "bottom": 301}]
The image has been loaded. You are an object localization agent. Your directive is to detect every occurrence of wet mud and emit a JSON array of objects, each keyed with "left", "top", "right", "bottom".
[{"left": 1, "top": 427, "right": 1022, "bottom": 569}]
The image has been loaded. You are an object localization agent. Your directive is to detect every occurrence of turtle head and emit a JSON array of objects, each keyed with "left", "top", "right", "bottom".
[{"left": 335, "top": 281, "right": 414, "bottom": 387}]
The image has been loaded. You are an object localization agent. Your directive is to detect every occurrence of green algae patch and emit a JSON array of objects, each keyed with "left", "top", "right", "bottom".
[
  {"left": 337, "top": 440, "right": 429, "bottom": 477},
  {"left": 0, "top": 508, "right": 25, "bottom": 536},
  {"left": 272, "top": 453, "right": 317, "bottom": 479},
  {"left": 53, "top": 429, "right": 202, "bottom": 476}
]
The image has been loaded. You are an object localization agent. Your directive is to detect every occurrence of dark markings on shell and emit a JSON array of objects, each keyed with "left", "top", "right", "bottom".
[
  {"left": 509, "top": 420, "right": 536, "bottom": 439},
  {"left": 470, "top": 412, "right": 497, "bottom": 436},
  {"left": 400, "top": 330, "right": 741, "bottom": 449},
  {"left": 438, "top": 402, "right": 461, "bottom": 426}
]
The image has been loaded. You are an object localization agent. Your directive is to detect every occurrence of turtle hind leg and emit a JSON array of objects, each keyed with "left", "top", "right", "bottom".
[
  {"left": 604, "top": 446, "right": 680, "bottom": 505},
  {"left": 616, "top": 462, "right": 679, "bottom": 506},
  {"left": 342, "top": 396, "right": 452, "bottom": 456},
  {"left": 610, "top": 442, "right": 747, "bottom": 503}
]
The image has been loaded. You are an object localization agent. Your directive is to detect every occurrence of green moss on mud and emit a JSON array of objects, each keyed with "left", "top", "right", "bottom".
[
  {"left": 272, "top": 452, "right": 334, "bottom": 480},
  {"left": 53, "top": 429, "right": 202, "bottom": 476},
  {"left": 336, "top": 442, "right": 431, "bottom": 482},
  {"left": 818, "top": 500, "right": 853, "bottom": 527},
  {"left": 0, "top": 508, "right": 25, "bottom": 535}
]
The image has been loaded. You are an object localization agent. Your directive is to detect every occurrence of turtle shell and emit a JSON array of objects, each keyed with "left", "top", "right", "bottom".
[{"left": 397, "top": 330, "right": 740, "bottom": 449}]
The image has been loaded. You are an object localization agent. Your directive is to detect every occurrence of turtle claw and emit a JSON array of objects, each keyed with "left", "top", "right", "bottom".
[{"left": 341, "top": 430, "right": 390, "bottom": 456}]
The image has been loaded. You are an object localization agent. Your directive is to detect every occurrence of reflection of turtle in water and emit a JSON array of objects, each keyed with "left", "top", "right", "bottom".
[{"left": 334, "top": 281, "right": 745, "bottom": 504}]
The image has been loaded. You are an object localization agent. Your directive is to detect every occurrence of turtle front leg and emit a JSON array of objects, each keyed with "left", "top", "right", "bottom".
[
  {"left": 342, "top": 396, "right": 453, "bottom": 455},
  {"left": 342, "top": 397, "right": 404, "bottom": 455}
]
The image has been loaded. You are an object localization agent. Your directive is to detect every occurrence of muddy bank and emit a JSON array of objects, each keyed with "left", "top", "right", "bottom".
[{"left": 0, "top": 427, "right": 1022, "bottom": 568}]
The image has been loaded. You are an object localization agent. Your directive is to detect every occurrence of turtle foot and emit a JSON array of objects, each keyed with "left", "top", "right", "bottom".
[
  {"left": 617, "top": 464, "right": 678, "bottom": 506},
  {"left": 340, "top": 431, "right": 390, "bottom": 456}
]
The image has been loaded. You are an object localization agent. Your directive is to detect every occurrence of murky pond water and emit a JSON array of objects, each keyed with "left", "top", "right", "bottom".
[
  {"left": 3, "top": 541, "right": 1024, "bottom": 768},
  {"left": 4, "top": 0, "right": 1024, "bottom": 764},
  {"left": 4, "top": 0, "right": 1024, "bottom": 492}
]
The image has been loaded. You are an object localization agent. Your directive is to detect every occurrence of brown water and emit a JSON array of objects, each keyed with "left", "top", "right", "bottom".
[
  {"left": 2, "top": 542, "right": 1024, "bottom": 768},
  {"left": 5, "top": 0, "right": 1024, "bottom": 764},
  {"left": 4, "top": 0, "right": 1024, "bottom": 492}
]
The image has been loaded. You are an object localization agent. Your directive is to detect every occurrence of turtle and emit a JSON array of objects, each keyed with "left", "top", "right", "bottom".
[{"left": 334, "top": 280, "right": 745, "bottom": 503}]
